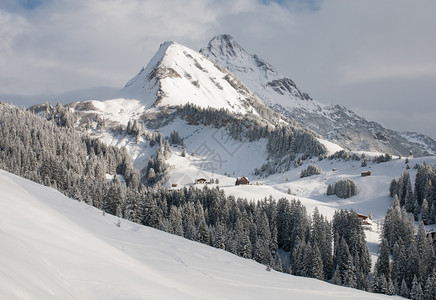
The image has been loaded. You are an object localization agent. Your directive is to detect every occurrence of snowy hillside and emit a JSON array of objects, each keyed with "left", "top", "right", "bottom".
[
  {"left": 0, "top": 169, "right": 402, "bottom": 299},
  {"left": 200, "top": 34, "right": 436, "bottom": 157}
]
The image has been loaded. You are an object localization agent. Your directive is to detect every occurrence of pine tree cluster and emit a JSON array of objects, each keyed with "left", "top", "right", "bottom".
[
  {"left": 373, "top": 197, "right": 436, "bottom": 299},
  {"left": 328, "top": 150, "right": 361, "bottom": 161},
  {"left": 390, "top": 163, "right": 436, "bottom": 225},
  {"left": 0, "top": 103, "right": 142, "bottom": 216},
  {"left": 300, "top": 164, "right": 323, "bottom": 178},
  {"left": 327, "top": 179, "right": 359, "bottom": 199},
  {"left": 141, "top": 138, "right": 171, "bottom": 187},
  {"left": 29, "top": 102, "right": 78, "bottom": 129},
  {"left": 168, "top": 130, "right": 184, "bottom": 146},
  {"left": 332, "top": 210, "right": 372, "bottom": 290},
  {"left": 373, "top": 153, "right": 392, "bottom": 163}
]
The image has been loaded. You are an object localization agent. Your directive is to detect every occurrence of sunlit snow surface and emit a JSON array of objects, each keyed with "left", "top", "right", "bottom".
[{"left": 0, "top": 170, "right": 403, "bottom": 299}]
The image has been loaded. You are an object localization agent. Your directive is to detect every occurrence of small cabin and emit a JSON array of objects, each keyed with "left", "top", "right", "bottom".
[
  {"left": 361, "top": 171, "right": 371, "bottom": 177},
  {"left": 235, "top": 176, "right": 250, "bottom": 186},
  {"left": 195, "top": 178, "right": 207, "bottom": 184},
  {"left": 357, "top": 213, "right": 372, "bottom": 226},
  {"left": 171, "top": 183, "right": 178, "bottom": 188}
]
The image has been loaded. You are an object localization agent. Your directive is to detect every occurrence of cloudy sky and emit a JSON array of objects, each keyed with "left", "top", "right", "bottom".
[{"left": 1, "top": 0, "right": 435, "bottom": 139}]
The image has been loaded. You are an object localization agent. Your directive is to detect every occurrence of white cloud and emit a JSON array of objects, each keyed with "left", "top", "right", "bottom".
[
  {"left": 339, "top": 61, "right": 436, "bottom": 84},
  {"left": 0, "top": 0, "right": 223, "bottom": 94}
]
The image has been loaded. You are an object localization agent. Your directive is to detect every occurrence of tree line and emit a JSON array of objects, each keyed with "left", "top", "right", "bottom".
[
  {"left": 377, "top": 163, "right": 436, "bottom": 299},
  {"left": 390, "top": 163, "right": 436, "bottom": 225}
]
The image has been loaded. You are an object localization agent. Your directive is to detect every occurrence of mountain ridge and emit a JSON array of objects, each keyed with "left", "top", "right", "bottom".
[{"left": 200, "top": 34, "right": 436, "bottom": 157}]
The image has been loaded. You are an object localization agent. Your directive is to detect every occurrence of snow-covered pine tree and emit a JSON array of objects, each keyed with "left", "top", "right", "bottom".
[
  {"left": 390, "top": 178, "right": 398, "bottom": 197},
  {"left": 410, "top": 275, "right": 424, "bottom": 300},
  {"left": 374, "top": 237, "right": 391, "bottom": 282},
  {"left": 423, "top": 271, "right": 436, "bottom": 300},
  {"left": 400, "top": 279, "right": 410, "bottom": 298}
]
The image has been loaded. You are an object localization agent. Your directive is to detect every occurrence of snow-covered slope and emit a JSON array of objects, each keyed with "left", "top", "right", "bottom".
[
  {"left": 200, "top": 34, "right": 436, "bottom": 157},
  {"left": 0, "top": 169, "right": 402, "bottom": 299}
]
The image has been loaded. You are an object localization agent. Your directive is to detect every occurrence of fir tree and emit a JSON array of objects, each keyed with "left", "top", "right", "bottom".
[
  {"left": 311, "top": 245, "right": 324, "bottom": 280},
  {"left": 400, "top": 279, "right": 410, "bottom": 298},
  {"left": 390, "top": 178, "right": 398, "bottom": 197},
  {"left": 375, "top": 237, "right": 390, "bottom": 281},
  {"left": 410, "top": 275, "right": 424, "bottom": 300},
  {"left": 423, "top": 271, "right": 436, "bottom": 300},
  {"left": 421, "top": 199, "right": 430, "bottom": 224},
  {"left": 386, "top": 277, "right": 395, "bottom": 295},
  {"left": 405, "top": 179, "right": 415, "bottom": 213}
]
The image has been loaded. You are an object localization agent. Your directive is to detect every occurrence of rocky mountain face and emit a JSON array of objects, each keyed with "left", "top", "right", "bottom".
[{"left": 200, "top": 34, "right": 436, "bottom": 157}]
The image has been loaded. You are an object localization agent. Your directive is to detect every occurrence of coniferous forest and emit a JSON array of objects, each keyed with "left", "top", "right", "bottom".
[
  {"left": 1, "top": 102, "right": 435, "bottom": 298},
  {"left": 390, "top": 165, "right": 436, "bottom": 225},
  {"left": 377, "top": 167, "right": 436, "bottom": 299}
]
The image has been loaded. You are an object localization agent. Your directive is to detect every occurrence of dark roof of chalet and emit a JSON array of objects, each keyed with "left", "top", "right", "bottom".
[{"left": 356, "top": 213, "right": 369, "bottom": 219}]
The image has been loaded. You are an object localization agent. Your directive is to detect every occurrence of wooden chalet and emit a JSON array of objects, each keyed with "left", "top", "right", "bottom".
[
  {"left": 357, "top": 213, "right": 372, "bottom": 226},
  {"left": 235, "top": 176, "right": 249, "bottom": 186},
  {"left": 361, "top": 171, "right": 371, "bottom": 177},
  {"left": 195, "top": 178, "right": 207, "bottom": 184}
]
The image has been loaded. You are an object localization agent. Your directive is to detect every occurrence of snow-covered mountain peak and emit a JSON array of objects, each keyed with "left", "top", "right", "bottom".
[
  {"left": 117, "top": 38, "right": 265, "bottom": 115},
  {"left": 201, "top": 34, "right": 248, "bottom": 61},
  {"left": 200, "top": 35, "right": 313, "bottom": 107},
  {"left": 201, "top": 35, "right": 275, "bottom": 81},
  {"left": 201, "top": 34, "right": 277, "bottom": 78},
  {"left": 123, "top": 41, "right": 176, "bottom": 89}
]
